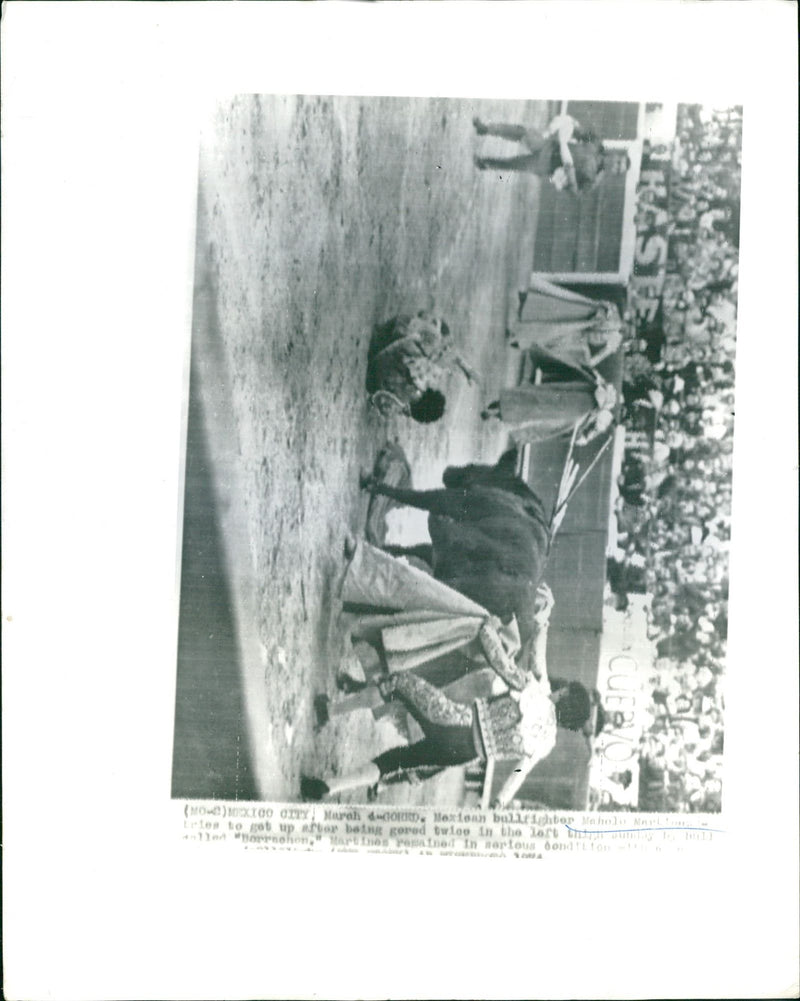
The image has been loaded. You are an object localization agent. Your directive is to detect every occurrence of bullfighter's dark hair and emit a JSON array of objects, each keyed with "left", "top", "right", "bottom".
[
  {"left": 551, "top": 679, "right": 592, "bottom": 731},
  {"left": 409, "top": 388, "right": 446, "bottom": 424}
]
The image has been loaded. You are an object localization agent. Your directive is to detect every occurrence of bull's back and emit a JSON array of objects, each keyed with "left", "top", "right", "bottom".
[{"left": 442, "top": 454, "right": 550, "bottom": 527}]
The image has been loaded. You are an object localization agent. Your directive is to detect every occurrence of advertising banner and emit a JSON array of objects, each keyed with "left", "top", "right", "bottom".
[{"left": 588, "top": 596, "right": 654, "bottom": 809}]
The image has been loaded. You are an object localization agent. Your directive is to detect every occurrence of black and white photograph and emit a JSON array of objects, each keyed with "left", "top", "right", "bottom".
[
  {"left": 173, "top": 96, "right": 739, "bottom": 815},
  {"left": 4, "top": 3, "right": 799, "bottom": 998}
]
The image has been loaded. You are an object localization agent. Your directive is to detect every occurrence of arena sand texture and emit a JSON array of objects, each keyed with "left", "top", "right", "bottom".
[{"left": 174, "top": 94, "right": 548, "bottom": 806}]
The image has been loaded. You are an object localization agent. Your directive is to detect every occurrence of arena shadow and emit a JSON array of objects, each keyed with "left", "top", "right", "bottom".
[{"left": 171, "top": 355, "right": 258, "bottom": 801}]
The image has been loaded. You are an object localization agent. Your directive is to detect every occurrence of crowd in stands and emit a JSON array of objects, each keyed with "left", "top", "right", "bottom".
[{"left": 608, "top": 106, "right": 741, "bottom": 813}]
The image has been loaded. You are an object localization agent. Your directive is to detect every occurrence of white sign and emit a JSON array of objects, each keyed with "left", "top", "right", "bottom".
[{"left": 589, "top": 597, "right": 655, "bottom": 807}]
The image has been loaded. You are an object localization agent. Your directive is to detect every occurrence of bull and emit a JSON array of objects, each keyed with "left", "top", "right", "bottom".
[{"left": 362, "top": 448, "right": 552, "bottom": 642}]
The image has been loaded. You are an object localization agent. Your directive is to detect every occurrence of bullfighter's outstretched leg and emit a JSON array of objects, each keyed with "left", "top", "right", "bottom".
[{"left": 474, "top": 153, "right": 540, "bottom": 173}]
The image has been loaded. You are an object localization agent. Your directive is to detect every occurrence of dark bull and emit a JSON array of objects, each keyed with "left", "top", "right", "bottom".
[{"left": 363, "top": 449, "right": 551, "bottom": 641}]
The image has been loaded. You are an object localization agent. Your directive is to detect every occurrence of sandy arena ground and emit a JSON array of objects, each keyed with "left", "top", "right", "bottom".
[{"left": 176, "top": 94, "right": 549, "bottom": 805}]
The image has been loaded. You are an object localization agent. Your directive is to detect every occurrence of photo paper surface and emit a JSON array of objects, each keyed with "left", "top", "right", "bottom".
[{"left": 173, "top": 96, "right": 739, "bottom": 836}]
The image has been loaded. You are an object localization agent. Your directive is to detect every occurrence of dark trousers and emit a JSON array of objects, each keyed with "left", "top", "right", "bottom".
[{"left": 373, "top": 724, "right": 478, "bottom": 775}]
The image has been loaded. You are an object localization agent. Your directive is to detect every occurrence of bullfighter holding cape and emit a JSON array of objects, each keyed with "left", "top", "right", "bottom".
[
  {"left": 302, "top": 540, "right": 592, "bottom": 806},
  {"left": 507, "top": 275, "right": 624, "bottom": 369},
  {"left": 482, "top": 370, "right": 618, "bottom": 447}
]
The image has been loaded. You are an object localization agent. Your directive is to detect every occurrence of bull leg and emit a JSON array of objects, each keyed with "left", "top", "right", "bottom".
[
  {"left": 365, "top": 482, "right": 475, "bottom": 521},
  {"left": 474, "top": 153, "right": 540, "bottom": 173},
  {"left": 361, "top": 478, "right": 455, "bottom": 514},
  {"left": 364, "top": 472, "right": 533, "bottom": 525},
  {"left": 473, "top": 119, "right": 528, "bottom": 142},
  {"left": 362, "top": 478, "right": 463, "bottom": 518},
  {"left": 364, "top": 480, "right": 515, "bottom": 525}
]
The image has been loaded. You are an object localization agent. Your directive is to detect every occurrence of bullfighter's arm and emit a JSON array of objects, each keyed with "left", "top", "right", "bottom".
[
  {"left": 529, "top": 583, "right": 555, "bottom": 682},
  {"left": 543, "top": 115, "right": 579, "bottom": 191},
  {"left": 544, "top": 114, "right": 579, "bottom": 141},
  {"left": 478, "top": 620, "right": 529, "bottom": 692},
  {"left": 529, "top": 622, "right": 550, "bottom": 683}
]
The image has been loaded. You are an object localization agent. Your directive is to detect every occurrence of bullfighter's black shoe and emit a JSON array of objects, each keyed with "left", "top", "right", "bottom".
[{"left": 300, "top": 776, "right": 330, "bottom": 801}]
